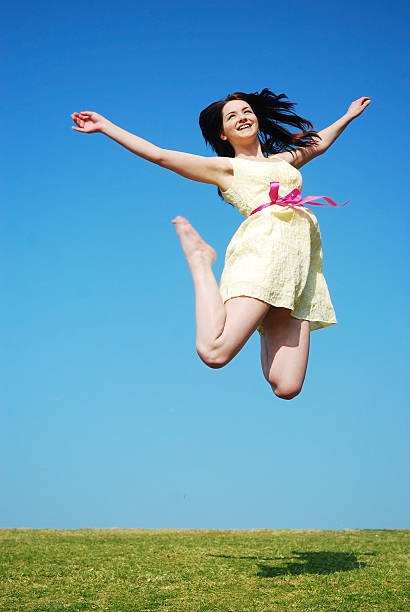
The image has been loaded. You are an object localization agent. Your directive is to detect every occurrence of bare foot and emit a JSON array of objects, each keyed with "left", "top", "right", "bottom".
[{"left": 172, "top": 216, "right": 216, "bottom": 266}]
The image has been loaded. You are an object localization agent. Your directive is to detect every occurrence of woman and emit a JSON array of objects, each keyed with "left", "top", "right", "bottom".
[{"left": 71, "top": 89, "right": 370, "bottom": 399}]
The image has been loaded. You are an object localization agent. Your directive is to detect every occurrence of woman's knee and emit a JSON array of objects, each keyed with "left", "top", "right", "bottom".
[
  {"left": 274, "top": 385, "right": 302, "bottom": 400},
  {"left": 268, "top": 378, "right": 303, "bottom": 400},
  {"left": 196, "top": 344, "right": 232, "bottom": 369}
]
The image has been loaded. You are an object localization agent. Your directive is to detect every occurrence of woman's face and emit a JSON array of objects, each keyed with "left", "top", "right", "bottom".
[{"left": 220, "top": 99, "right": 259, "bottom": 146}]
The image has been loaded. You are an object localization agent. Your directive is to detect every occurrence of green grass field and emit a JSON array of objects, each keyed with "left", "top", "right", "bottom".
[{"left": 1, "top": 529, "right": 408, "bottom": 611}]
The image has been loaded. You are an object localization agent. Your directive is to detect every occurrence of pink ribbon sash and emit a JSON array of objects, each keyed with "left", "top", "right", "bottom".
[{"left": 250, "top": 181, "right": 349, "bottom": 216}]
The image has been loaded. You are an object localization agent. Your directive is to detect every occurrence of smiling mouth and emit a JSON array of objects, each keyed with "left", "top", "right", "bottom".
[{"left": 238, "top": 123, "right": 252, "bottom": 131}]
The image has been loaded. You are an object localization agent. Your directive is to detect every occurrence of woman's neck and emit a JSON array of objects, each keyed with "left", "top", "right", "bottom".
[{"left": 233, "top": 141, "right": 265, "bottom": 160}]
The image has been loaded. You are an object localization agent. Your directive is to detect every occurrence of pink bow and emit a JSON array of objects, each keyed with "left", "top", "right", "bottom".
[{"left": 250, "top": 182, "right": 350, "bottom": 216}]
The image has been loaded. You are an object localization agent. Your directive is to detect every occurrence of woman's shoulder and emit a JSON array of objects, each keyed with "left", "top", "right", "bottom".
[
  {"left": 202, "top": 155, "right": 234, "bottom": 172},
  {"left": 215, "top": 156, "right": 235, "bottom": 169},
  {"left": 268, "top": 152, "right": 295, "bottom": 164}
]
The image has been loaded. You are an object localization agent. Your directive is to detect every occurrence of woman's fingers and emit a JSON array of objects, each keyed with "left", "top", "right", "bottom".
[
  {"left": 71, "top": 112, "right": 91, "bottom": 122},
  {"left": 71, "top": 113, "right": 83, "bottom": 123},
  {"left": 70, "top": 110, "right": 102, "bottom": 133},
  {"left": 71, "top": 113, "right": 86, "bottom": 131}
]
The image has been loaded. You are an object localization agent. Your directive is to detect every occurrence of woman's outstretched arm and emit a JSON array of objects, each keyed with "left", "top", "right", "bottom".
[
  {"left": 315, "top": 97, "right": 371, "bottom": 152},
  {"left": 71, "top": 111, "right": 232, "bottom": 188},
  {"left": 277, "top": 96, "right": 371, "bottom": 168}
]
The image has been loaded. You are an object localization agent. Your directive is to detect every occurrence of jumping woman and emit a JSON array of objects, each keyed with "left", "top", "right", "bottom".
[{"left": 71, "top": 89, "right": 370, "bottom": 399}]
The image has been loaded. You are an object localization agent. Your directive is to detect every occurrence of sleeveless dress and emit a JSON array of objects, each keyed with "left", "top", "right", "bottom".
[{"left": 218, "top": 155, "right": 337, "bottom": 333}]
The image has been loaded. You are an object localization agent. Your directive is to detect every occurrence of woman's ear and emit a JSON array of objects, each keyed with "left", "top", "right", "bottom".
[{"left": 219, "top": 132, "right": 228, "bottom": 141}]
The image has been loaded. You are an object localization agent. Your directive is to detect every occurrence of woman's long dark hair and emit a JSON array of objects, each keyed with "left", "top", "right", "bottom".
[{"left": 199, "top": 88, "right": 321, "bottom": 198}]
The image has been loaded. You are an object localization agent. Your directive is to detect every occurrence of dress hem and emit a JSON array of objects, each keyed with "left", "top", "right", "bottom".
[{"left": 219, "top": 284, "right": 337, "bottom": 333}]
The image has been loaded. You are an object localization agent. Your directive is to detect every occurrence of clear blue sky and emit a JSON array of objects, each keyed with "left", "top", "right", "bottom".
[{"left": 1, "top": 0, "right": 409, "bottom": 530}]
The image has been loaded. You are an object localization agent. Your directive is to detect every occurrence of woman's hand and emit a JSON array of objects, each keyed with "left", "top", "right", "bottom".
[
  {"left": 71, "top": 111, "right": 110, "bottom": 133},
  {"left": 345, "top": 97, "right": 371, "bottom": 120}
]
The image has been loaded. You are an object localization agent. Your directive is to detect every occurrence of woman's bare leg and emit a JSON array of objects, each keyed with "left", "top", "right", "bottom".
[
  {"left": 260, "top": 307, "right": 310, "bottom": 400},
  {"left": 173, "top": 216, "right": 270, "bottom": 367}
]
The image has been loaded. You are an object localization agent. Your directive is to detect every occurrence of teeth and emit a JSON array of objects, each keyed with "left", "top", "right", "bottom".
[{"left": 238, "top": 124, "right": 251, "bottom": 130}]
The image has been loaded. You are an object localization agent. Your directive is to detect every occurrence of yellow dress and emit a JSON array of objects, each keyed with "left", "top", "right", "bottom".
[{"left": 219, "top": 156, "right": 337, "bottom": 333}]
